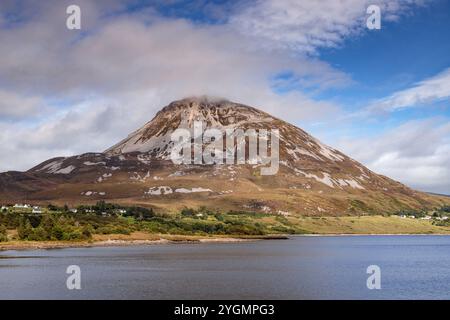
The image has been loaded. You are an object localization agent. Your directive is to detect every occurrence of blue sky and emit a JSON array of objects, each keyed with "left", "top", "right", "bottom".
[
  {"left": 0, "top": 0, "right": 449, "bottom": 193},
  {"left": 286, "top": 0, "right": 450, "bottom": 131}
]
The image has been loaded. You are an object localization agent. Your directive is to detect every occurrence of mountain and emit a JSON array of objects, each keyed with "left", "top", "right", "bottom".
[{"left": 0, "top": 97, "right": 448, "bottom": 215}]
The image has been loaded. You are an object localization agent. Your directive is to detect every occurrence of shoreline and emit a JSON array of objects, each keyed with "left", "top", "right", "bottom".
[
  {"left": 295, "top": 233, "right": 450, "bottom": 237},
  {"left": 0, "top": 235, "right": 288, "bottom": 251},
  {"left": 2, "top": 232, "right": 450, "bottom": 251}
]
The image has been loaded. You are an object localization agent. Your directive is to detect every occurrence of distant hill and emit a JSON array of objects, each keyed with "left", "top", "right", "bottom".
[{"left": 427, "top": 192, "right": 450, "bottom": 198}]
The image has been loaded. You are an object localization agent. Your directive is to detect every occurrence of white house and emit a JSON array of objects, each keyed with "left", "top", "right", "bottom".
[
  {"left": 14, "top": 204, "right": 31, "bottom": 209},
  {"left": 32, "top": 206, "right": 42, "bottom": 214}
]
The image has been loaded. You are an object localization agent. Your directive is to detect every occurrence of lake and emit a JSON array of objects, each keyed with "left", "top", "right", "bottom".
[{"left": 0, "top": 235, "right": 449, "bottom": 299}]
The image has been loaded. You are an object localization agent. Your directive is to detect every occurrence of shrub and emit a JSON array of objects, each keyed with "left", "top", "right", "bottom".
[
  {"left": 0, "top": 225, "right": 8, "bottom": 242},
  {"left": 96, "top": 225, "right": 131, "bottom": 235},
  {"left": 82, "top": 226, "right": 93, "bottom": 239},
  {"left": 47, "top": 204, "right": 60, "bottom": 211},
  {"left": 28, "top": 227, "right": 50, "bottom": 241},
  {"left": 181, "top": 208, "right": 195, "bottom": 217},
  {"left": 125, "top": 206, "right": 154, "bottom": 220},
  {"left": 15, "top": 214, "right": 93, "bottom": 241},
  {"left": 18, "top": 219, "right": 33, "bottom": 240},
  {"left": 51, "top": 226, "right": 65, "bottom": 240},
  {"left": 0, "top": 212, "right": 20, "bottom": 228},
  {"left": 223, "top": 221, "right": 266, "bottom": 235}
]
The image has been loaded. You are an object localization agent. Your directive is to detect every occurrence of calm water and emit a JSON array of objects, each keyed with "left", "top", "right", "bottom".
[{"left": 0, "top": 235, "right": 449, "bottom": 300}]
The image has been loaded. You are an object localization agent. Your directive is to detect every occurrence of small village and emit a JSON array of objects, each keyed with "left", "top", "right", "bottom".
[
  {"left": 393, "top": 206, "right": 450, "bottom": 225},
  {"left": 1, "top": 203, "right": 128, "bottom": 217}
]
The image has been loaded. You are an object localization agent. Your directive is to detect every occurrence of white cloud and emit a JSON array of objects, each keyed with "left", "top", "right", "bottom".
[
  {"left": 0, "top": 90, "right": 48, "bottom": 119},
  {"left": 367, "top": 67, "right": 450, "bottom": 113},
  {"left": 0, "top": 1, "right": 351, "bottom": 171},
  {"left": 336, "top": 119, "right": 450, "bottom": 194},
  {"left": 230, "top": 0, "right": 428, "bottom": 53},
  {"left": 0, "top": 98, "right": 128, "bottom": 171},
  {"left": 0, "top": 2, "right": 350, "bottom": 96}
]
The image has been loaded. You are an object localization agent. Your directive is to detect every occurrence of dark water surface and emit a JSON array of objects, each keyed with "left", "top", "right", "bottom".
[{"left": 0, "top": 235, "right": 449, "bottom": 299}]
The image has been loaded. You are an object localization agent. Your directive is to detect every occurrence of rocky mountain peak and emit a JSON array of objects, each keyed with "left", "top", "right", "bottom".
[
  {"left": 2, "top": 96, "right": 443, "bottom": 215},
  {"left": 104, "top": 97, "right": 276, "bottom": 155},
  {"left": 158, "top": 96, "right": 274, "bottom": 126}
]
